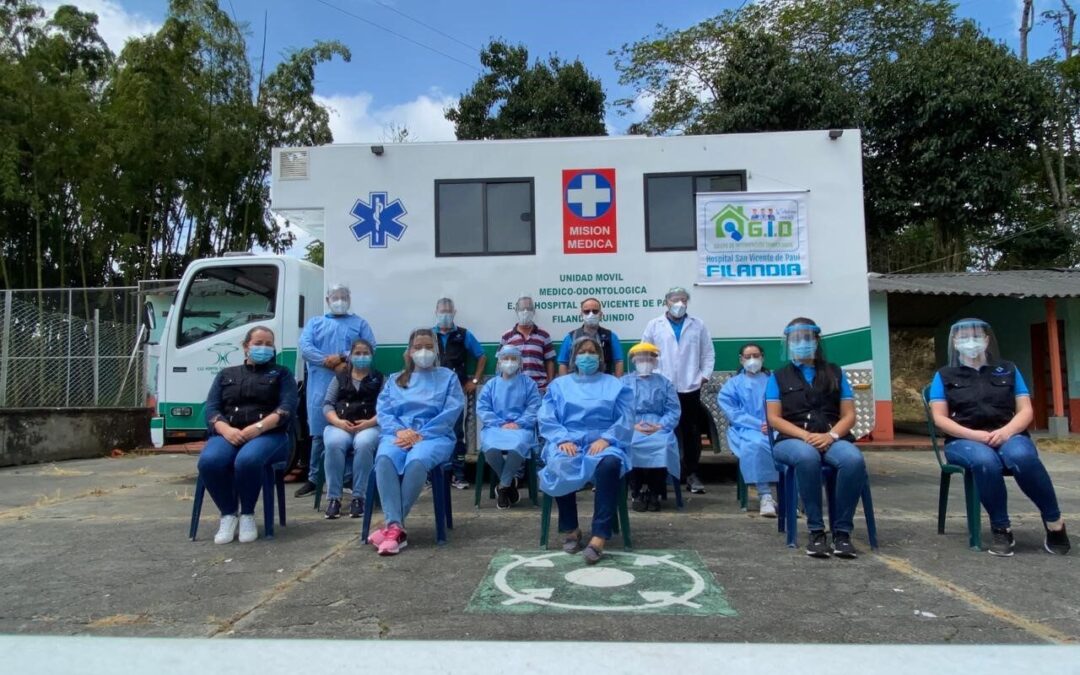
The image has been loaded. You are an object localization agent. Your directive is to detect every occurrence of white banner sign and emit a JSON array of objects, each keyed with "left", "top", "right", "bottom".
[{"left": 697, "top": 191, "right": 810, "bottom": 285}]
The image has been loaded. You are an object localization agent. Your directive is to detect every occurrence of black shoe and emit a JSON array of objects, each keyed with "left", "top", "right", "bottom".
[
  {"left": 686, "top": 473, "right": 706, "bottom": 494},
  {"left": 631, "top": 491, "right": 648, "bottom": 513},
  {"left": 294, "top": 481, "right": 316, "bottom": 498},
  {"left": 1045, "top": 524, "right": 1071, "bottom": 555},
  {"left": 507, "top": 481, "right": 521, "bottom": 505},
  {"left": 647, "top": 492, "right": 661, "bottom": 512},
  {"left": 496, "top": 486, "right": 511, "bottom": 510},
  {"left": 324, "top": 498, "right": 341, "bottom": 520},
  {"left": 806, "top": 530, "right": 830, "bottom": 558},
  {"left": 989, "top": 528, "right": 1015, "bottom": 557},
  {"left": 349, "top": 497, "right": 364, "bottom": 519},
  {"left": 831, "top": 531, "right": 858, "bottom": 559}
]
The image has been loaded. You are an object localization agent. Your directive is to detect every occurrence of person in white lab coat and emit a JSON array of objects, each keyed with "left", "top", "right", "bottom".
[{"left": 641, "top": 287, "right": 715, "bottom": 494}]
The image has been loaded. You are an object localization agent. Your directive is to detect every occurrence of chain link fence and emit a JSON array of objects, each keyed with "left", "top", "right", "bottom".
[{"left": 0, "top": 287, "right": 144, "bottom": 408}]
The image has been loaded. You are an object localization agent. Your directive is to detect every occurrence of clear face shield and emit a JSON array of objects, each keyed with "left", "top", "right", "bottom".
[
  {"left": 327, "top": 284, "right": 351, "bottom": 315},
  {"left": 496, "top": 345, "right": 522, "bottom": 376},
  {"left": 783, "top": 323, "right": 822, "bottom": 363},
  {"left": 947, "top": 319, "right": 999, "bottom": 368}
]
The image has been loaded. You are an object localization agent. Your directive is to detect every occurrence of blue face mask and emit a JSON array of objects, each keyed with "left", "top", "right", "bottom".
[
  {"left": 436, "top": 313, "right": 454, "bottom": 329},
  {"left": 575, "top": 353, "right": 600, "bottom": 375},
  {"left": 789, "top": 340, "right": 817, "bottom": 361},
  {"left": 351, "top": 355, "right": 372, "bottom": 370},
  {"left": 249, "top": 345, "right": 275, "bottom": 365}
]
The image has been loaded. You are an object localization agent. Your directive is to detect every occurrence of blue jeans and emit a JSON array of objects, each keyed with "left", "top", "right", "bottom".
[
  {"left": 772, "top": 438, "right": 866, "bottom": 534},
  {"left": 323, "top": 425, "right": 379, "bottom": 500},
  {"left": 374, "top": 455, "right": 428, "bottom": 527},
  {"left": 307, "top": 435, "right": 325, "bottom": 484},
  {"left": 483, "top": 449, "right": 525, "bottom": 488},
  {"left": 198, "top": 431, "right": 290, "bottom": 515},
  {"left": 945, "top": 435, "right": 1062, "bottom": 530},
  {"left": 451, "top": 411, "right": 466, "bottom": 481},
  {"left": 556, "top": 455, "right": 621, "bottom": 540}
]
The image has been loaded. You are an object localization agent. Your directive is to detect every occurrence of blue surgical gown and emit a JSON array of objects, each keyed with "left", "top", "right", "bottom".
[
  {"left": 718, "top": 371, "right": 778, "bottom": 485},
  {"left": 477, "top": 374, "right": 541, "bottom": 457},
  {"left": 299, "top": 313, "right": 376, "bottom": 436},
  {"left": 538, "top": 373, "right": 634, "bottom": 497},
  {"left": 375, "top": 367, "right": 464, "bottom": 474},
  {"left": 621, "top": 372, "right": 681, "bottom": 478}
]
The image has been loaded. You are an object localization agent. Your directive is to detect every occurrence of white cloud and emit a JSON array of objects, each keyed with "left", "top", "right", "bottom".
[
  {"left": 314, "top": 90, "right": 458, "bottom": 144},
  {"left": 40, "top": 0, "right": 158, "bottom": 54}
]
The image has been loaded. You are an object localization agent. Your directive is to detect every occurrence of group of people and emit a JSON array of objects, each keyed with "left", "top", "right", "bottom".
[{"left": 196, "top": 284, "right": 1071, "bottom": 561}]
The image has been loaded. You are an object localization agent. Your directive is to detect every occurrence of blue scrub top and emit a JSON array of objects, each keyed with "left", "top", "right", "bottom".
[{"left": 765, "top": 363, "right": 854, "bottom": 402}]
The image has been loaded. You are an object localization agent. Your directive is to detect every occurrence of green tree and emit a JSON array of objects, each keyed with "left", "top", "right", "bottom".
[{"left": 446, "top": 40, "right": 606, "bottom": 139}]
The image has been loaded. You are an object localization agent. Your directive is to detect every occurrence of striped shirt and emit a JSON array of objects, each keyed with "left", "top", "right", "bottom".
[{"left": 500, "top": 324, "right": 556, "bottom": 389}]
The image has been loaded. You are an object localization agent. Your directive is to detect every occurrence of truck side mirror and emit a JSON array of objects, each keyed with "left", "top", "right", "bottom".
[{"left": 141, "top": 301, "right": 157, "bottom": 340}]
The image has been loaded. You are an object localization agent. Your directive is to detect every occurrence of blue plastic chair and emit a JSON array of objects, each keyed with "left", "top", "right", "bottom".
[
  {"left": 189, "top": 461, "right": 288, "bottom": 541},
  {"left": 775, "top": 461, "right": 878, "bottom": 551},
  {"left": 360, "top": 461, "right": 454, "bottom": 546}
]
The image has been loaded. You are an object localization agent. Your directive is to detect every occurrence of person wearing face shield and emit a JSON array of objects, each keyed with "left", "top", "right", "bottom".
[
  {"left": 538, "top": 335, "right": 634, "bottom": 565},
  {"left": 930, "top": 319, "right": 1070, "bottom": 556},
  {"left": 557, "top": 298, "right": 624, "bottom": 377},
  {"left": 766, "top": 318, "right": 865, "bottom": 559},
  {"left": 621, "top": 342, "right": 681, "bottom": 512},
  {"left": 719, "top": 343, "right": 779, "bottom": 518},
  {"left": 295, "top": 284, "right": 376, "bottom": 499},
  {"left": 477, "top": 345, "right": 542, "bottom": 509},
  {"left": 367, "top": 328, "right": 464, "bottom": 555},
  {"left": 432, "top": 298, "right": 487, "bottom": 491},
  {"left": 500, "top": 294, "right": 556, "bottom": 392},
  {"left": 641, "top": 286, "right": 715, "bottom": 494}
]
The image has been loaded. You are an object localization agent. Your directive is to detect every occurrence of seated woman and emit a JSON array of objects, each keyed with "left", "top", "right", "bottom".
[
  {"left": 477, "top": 345, "right": 542, "bottom": 509},
  {"left": 621, "top": 342, "right": 681, "bottom": 513},
  {"left": 538, "top": 335, "right": 634, "bottom": 564},
  {"left": 322, "top": 338, "right": 383, "bottom": 520},
  {"left": 719, "top": 343, "right": 779, "bottom": 518},
  {"left": 198, "top": 326, "right": 298, "bottom": 544},
  {"left": 766, "top": 318, "right": 864, "bottom": 559},
  {"left": 930, "top": 318, "right": 1070, "bottom": 556},
  {"left": 367, "top": 328, "right": 464, "bottom": 555}
]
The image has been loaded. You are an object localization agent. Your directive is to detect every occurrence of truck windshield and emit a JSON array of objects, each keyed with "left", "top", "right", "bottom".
[{"left": 176, "top": 265, "right": 279, "bottom": 348}]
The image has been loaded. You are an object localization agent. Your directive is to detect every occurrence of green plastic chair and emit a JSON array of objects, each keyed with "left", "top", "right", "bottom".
[
  {"left": 538, "top": 480, "right": 633, "bottom": 551},
  {"left": 922, "top": 385, "right": 1006, "bottom": 551},
  {"left": 474, "top": 449, "right": 539, "bottom": 508}
]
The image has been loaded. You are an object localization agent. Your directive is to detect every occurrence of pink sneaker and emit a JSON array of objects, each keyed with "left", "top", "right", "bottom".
[
  {"left": 377, "top": 525, "right": 408, "bottom": 556},
  {"left": 367, "top": 527, "right": 387, "bottom": 547}
]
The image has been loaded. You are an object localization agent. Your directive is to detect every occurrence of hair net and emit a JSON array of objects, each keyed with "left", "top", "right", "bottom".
[
  {"left": 327, "top": 283, "right": 350, "bottom": 300},
  {"left": 497, "top": 344, "right": 522, "bottom": 359},
  {"left": 664, "top": 287, "right": 690, "bottom": 302}
]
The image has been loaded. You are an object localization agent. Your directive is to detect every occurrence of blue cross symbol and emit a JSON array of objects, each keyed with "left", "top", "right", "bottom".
[
  {"left": 349, "top": 192, "right": 407, "bottom": 248},
  {"left": 566, "top": 172, "right": 612, "bottom": 219}
]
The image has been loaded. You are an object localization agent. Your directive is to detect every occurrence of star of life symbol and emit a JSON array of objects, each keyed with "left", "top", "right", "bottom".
[
  {"left": 349, "top": 192, "right": 407, "bottom": 248},
  {"left": 566, "top": 172, "right": 612, "bottom": 219}
]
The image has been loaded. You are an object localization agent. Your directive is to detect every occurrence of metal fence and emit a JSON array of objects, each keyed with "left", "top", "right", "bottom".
[{"left": 0, "top": 287, "right": 143, "bottom": 408}]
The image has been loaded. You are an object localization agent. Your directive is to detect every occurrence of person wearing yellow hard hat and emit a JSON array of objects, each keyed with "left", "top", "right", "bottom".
[{"left": 622, "top": 342, "right": 681, "bottom": 512}]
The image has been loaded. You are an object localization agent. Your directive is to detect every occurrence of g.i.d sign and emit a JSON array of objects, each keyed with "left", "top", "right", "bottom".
[{"left": 697, "top": 191, "right": 810, "bottom": 285}]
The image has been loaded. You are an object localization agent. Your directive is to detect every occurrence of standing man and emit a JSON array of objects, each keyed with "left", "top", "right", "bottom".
[
  {"left": 434, "top": 297, "right": 487, "bottom": 490},
  {"left": 642, "top": 287, "right": 714, "bottom": 494},
  {"left": 500, "top": 294, "right": 556, "bottom": 394},
  {"left": 294, "top": 283, "right": 376, "bottom": 498},
  {"left": 557, "top": 298, "right": 624, "bottom": 377}
]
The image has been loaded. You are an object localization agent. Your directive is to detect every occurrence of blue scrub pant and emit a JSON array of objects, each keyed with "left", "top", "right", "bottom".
[
  {"left": 772, "top": 439, "right": 865, "bottom": 534},
  {"left": 945, "top": 435, "right": 1062, "bottom": 530},
  {"left": 556, "top": 455, "right": 621, "bottom": 540},
  {"left": 374, "top": 455, "right": 428, "bottom": 527},
  {"left": 323, "top": 426, "right": 379, "bottom": 500},
  {"left": 198, "top": 431, "right": 290, "bottom": 515},
  {"left": 483, "top": 449, "right": 525, "bottom": 488}
]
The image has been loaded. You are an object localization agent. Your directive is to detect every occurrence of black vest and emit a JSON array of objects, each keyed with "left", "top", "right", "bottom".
[
  {"left": 217, "top": 363, "right": 285, "bottom": 429},
  {"left": 570, "top": 326, "right": 617, "bottom": 374},
  {"left": 436, "top": 327, "right": 469, "bottom": 382},
  {"left": 333, "top": 369, "right": 384, "bottom": 422},
  {"left": 774, "top": 362, "right": 852, "bottom": 441},
  {"left": 938, "top": 361, "right": 1023, "bottom": 438}
]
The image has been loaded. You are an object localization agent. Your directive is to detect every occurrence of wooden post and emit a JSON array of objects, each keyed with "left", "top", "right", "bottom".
[{"left": 1046, "top": 298, "right": 1065, "bottom": 418}]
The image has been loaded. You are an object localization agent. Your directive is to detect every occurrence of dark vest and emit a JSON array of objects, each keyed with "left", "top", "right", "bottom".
[
  {"left": 570, "top": 326, "right": 617, "bottom": 374},
  {"left": 774, "top": 362, "right": 852, "bottom": 441},
  {"left": 938, "top": 361, "right": 1023, "bottom": 439},
  {"left": 436, "top": 327, "right": 470, "bottom": 382},
  {"left": 333, "top": 369, "right": 384, "bottom": 422},
  {"left": 217, "top": 363, "right": 285, "bottom": 429}
]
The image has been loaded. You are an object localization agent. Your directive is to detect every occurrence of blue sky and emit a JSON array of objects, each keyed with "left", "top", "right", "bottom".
[{"left": 42, "top": 0, "right": 1060, "bottom": 143}]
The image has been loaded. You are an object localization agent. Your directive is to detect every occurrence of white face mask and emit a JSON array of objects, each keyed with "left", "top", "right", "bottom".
[
  {"left": 498, "top": 358, "right": 521, "bottom": 376},
  {"left": 743, "top": 357, "right": 763, "bottom": 374},
  {"left": 582, "top": 313, "right": 600, "bottom": 327},
  {"left": 517, "top": 309, "right": 535, "bottom": 325},
  {"left": 667, "top": 301, "right": 687, "bottom": 319},
  {"left": 955, "top": 338, "right": 987, "bottom": 360},
  {"left": 635, "top": 360, "right": 656, "bottom": 377},
  {"left": 329, "top": 299, "right": 349, "bottom": 315},
  {"left": 412, "top": 349, "right": 436, "bottom": 369}
]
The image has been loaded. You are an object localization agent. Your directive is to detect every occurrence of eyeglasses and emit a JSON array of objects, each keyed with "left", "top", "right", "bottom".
[{"left": 582, "top": 309, "right": 601, "bottom": 316}]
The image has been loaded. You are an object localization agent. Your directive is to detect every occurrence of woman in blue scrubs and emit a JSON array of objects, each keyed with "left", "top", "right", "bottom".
[
  {"left": 477, "top": 345, "right": 542, "bottom": 509},
  {"left": 718, "top": 343, "right": 778, "bottom": 518},
  {"left": 621, "top": 342, "right": 681, "bottom": 512}
]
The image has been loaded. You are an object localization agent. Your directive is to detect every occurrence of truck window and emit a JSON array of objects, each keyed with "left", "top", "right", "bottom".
[
  {"left": 435, "top": 178, "right": 535, "bottom": 256},
  {"left": 644, "top": 171, "right": 746, "bottom": 251},
  {"left": 176, "top": 266, "right": 279, "bottom": 348}
]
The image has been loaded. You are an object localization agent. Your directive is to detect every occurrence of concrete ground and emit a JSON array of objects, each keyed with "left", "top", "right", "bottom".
[{"left": 0, "top": 450, "right": 1077, "bottom": 644}]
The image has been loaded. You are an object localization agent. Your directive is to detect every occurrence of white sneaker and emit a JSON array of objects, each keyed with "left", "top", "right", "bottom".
[
  {"left": 238, "top": 514, "right": 258, "bottom": 543},
  {"left": 759, "top": 494, "right": 777, "bottom": 519},
  {"left": 214, "top": 515, "right": 239, "bottom": 544}
]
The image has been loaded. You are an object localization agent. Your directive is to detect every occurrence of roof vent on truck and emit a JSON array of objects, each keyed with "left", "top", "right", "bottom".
[{"left": 279, "top": 149, "right": 309, "bottom": 180}]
